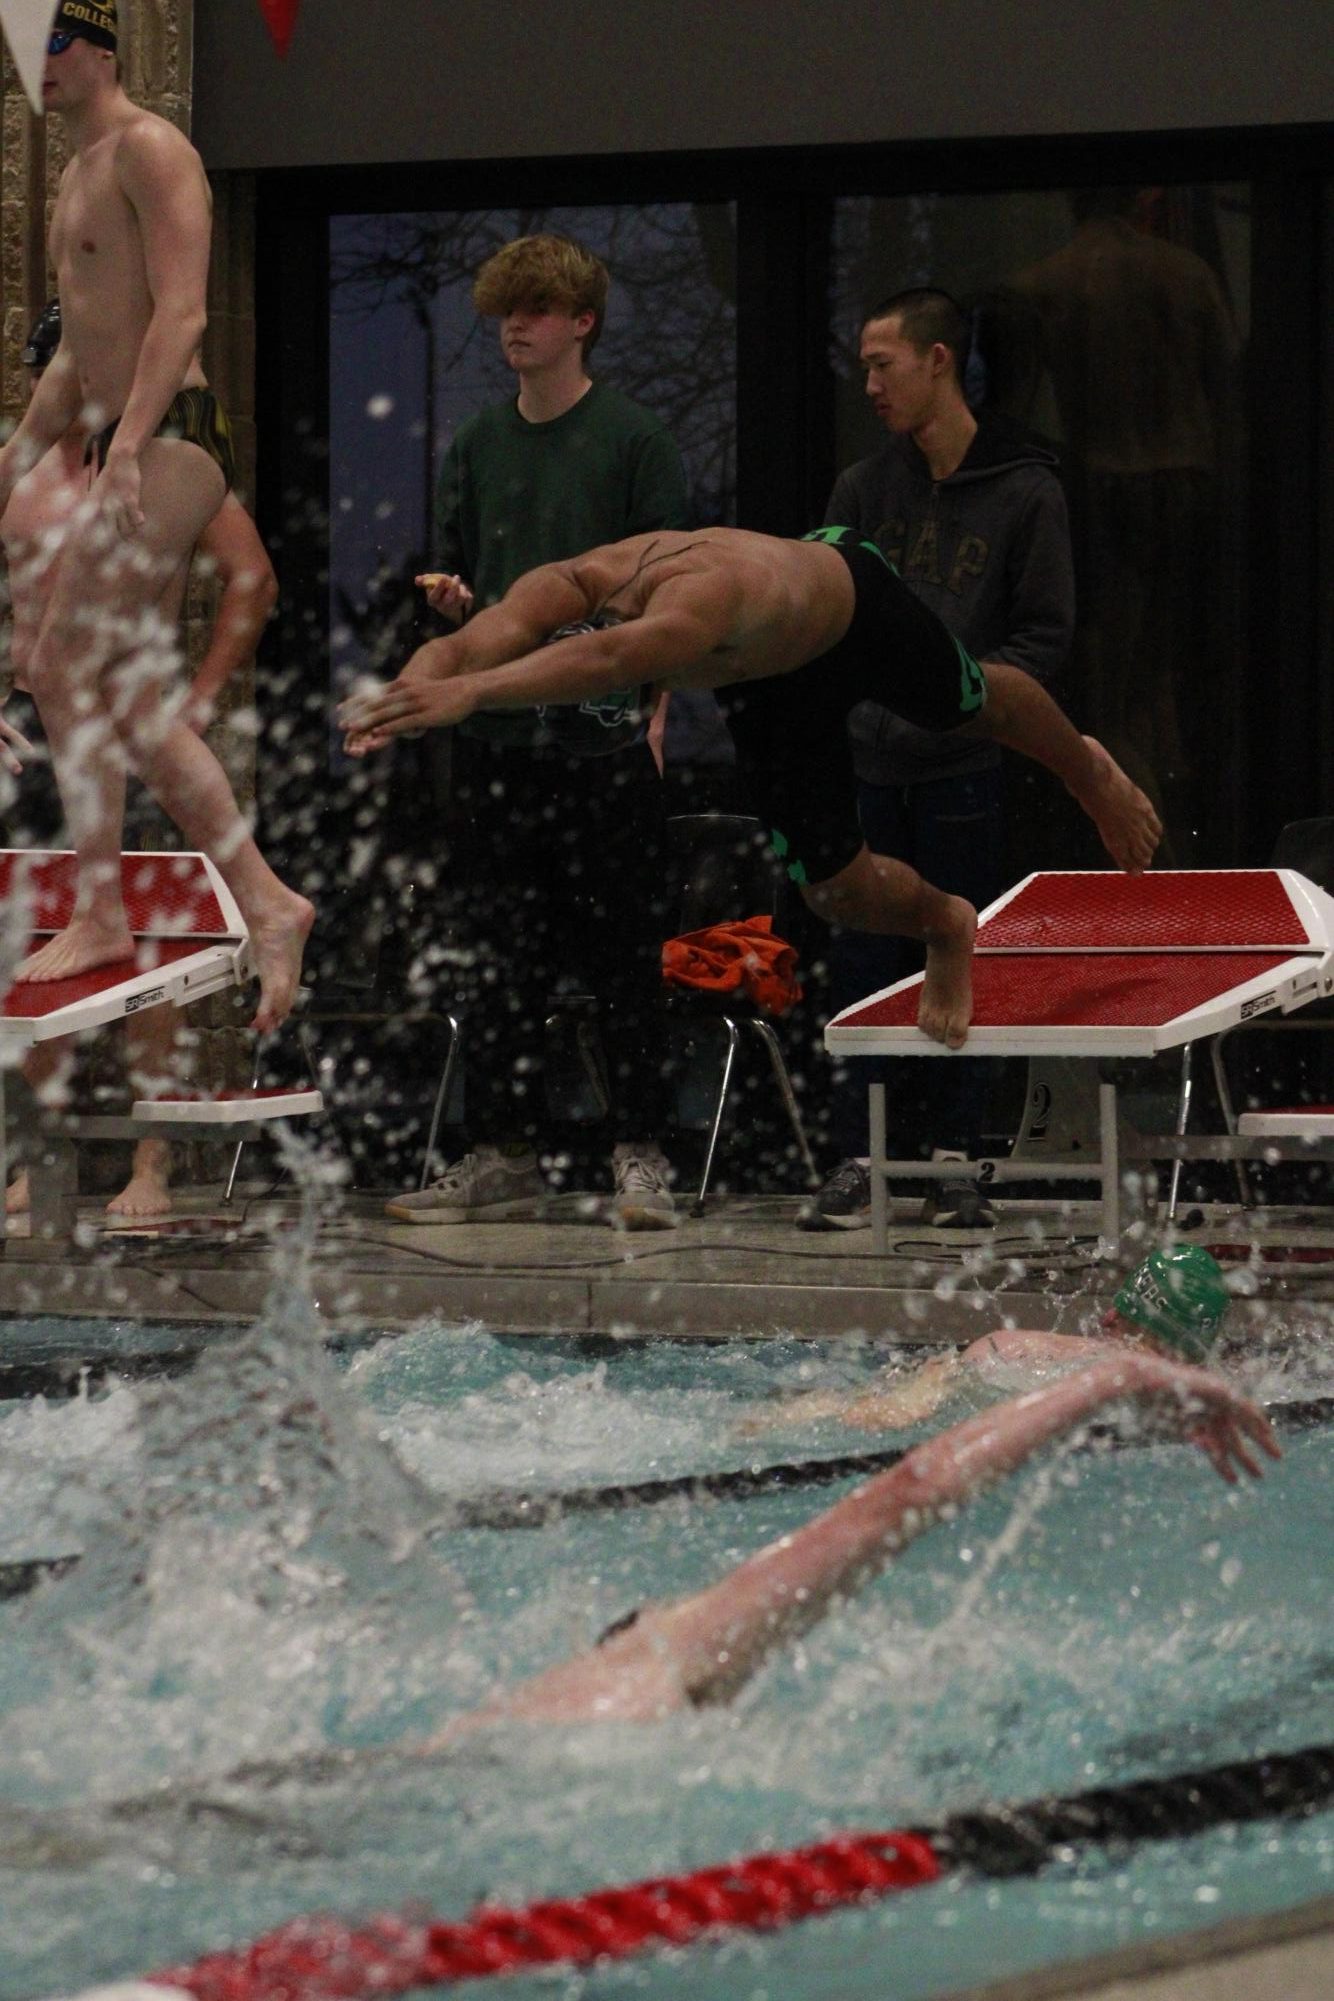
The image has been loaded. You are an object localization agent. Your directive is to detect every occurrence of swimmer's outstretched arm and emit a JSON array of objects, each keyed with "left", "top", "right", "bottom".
[
  {"left": 339, "top": 566, "right": 735, "bottom": 755},
  {"left": 425, "top": 1356, "right": 1277, "bottom": 1738},
  {"left": 737, "top": 1350, "right": 970, "bottom": 1437},
  {"left": 738, "top": 1330, "right": 1123, "bottom": 1438},
  {"left": 970, "top": 664, "right": 1162, "bottom": 872}
]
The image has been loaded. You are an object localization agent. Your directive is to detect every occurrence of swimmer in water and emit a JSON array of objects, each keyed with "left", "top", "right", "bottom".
[
  {"left": 0, "top": 1346, "right": 1271, "bottom": 1855},
  {"left": 338, "top": 526, "right": 1160, "bottom": 1048},
  {"left": 422, "top": 1350, "right": 1274, "bottom": 1735},
  {"left": 739, "top": 1245, "right": 1235, "bottom": 1438}
]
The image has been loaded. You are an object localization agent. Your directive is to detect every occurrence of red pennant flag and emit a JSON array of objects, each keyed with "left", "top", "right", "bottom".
[{"left": 257, "top": 0, "right": 300, "bottom": 57}]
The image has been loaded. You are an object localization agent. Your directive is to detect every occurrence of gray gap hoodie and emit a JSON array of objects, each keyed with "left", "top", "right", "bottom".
[{"left": 824, "top": 412, "right": 1075, "bottom": 786}]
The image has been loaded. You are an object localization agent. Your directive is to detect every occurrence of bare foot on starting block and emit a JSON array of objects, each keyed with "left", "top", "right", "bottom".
[
  {"left": 6, "top": 1171, "right": 29, "bottom": 1216},
  {"left": 106, "top": 1142, "right": 172, "bottom": 1219},
  {"left": 16, "top": 914, "right": 136, "bottom": 985},
  {"left": 1073, "top": 737, "right": 1162, "bottom": 873},
  {"left": 919, "top": 896, "right": 976, "bottom": 1049},
  {"left": 248, "top": 888, "right": 316, "bottom": 1034}
]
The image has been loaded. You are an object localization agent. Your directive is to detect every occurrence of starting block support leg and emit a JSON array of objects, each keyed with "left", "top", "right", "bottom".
[
  {"left": 28, "top": 1132, "right": 79, "bottom": 1244},
  {"left": 1099, "top": 1079, "right": 1120, "bottom": 1251},
  {"left": 869, "top": 1081, "right": 889, "bottom": 1253}
]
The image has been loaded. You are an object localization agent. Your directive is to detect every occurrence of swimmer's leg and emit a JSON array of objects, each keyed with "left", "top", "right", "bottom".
[
  {"left": 974, "top": 664, "right": 1161, "bottom": 872},
  {"left": 66, "top": 439, "right": 310, "bottom": 1029},
  {"left": 17, "top": 441, "right": 221, "bottom": 984},
  {"left": 800, "top": 844, "right": 976, "bottom": 1049},
  {"left": 106, "top": 1003, "right": 179, "bottom": 1217},
  {"left": 20, "top": 581, "right": 139, "bottom": 983},
  {"left": 5, "top": 1038, "right": 75, "bottom": 1214}
]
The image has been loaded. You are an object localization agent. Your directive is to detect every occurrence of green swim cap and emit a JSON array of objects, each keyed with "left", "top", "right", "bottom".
[{"left": 1113, "top": 1245, "right": 1231, "bottom": 1362}]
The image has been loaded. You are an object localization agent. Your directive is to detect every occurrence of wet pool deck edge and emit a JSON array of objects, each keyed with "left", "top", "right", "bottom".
[
  {"left": 4, "top": 1189, "right": 1334, "bottom": 1345},
  {"left": 945, "top": 1888, "right": 1334, "bottom": 2001}
]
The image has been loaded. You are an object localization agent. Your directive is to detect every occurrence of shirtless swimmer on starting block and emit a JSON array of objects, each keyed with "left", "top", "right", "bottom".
[
  {"left": 0, "top": 4, "right": 312, "bottom": 1032},
  {"left": 340, "top": 526, "right": 1160, "bottom": 1046}
]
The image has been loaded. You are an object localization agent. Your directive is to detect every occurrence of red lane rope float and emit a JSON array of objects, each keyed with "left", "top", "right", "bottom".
[
  {"left": 149, "top": 1830, "right": 942, "bottom": 2000},
  {"left": 71, "top": 1740, "right": 1334, "bottom": 2000}
]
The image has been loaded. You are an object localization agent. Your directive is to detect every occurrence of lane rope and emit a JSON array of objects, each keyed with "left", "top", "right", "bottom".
[
  {"left": 6, "top": 1395, "right": 1333, "bottom": 1598},
  {"left": 52, "top": 1740, "right": 1334, "bottom": 2001}
]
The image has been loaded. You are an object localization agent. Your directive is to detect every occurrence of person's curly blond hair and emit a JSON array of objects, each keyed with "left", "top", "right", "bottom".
[{"left": 472, "top": 235, "right": 610, "bottom": 354}]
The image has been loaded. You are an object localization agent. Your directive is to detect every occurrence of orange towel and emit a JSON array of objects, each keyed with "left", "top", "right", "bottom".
[{"left": 662, "top": 915, "right": 803, "bottom": 1016}]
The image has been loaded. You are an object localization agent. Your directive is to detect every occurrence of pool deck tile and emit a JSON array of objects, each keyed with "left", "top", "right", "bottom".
[
  {"left": 4, "top": 1188, "right": 1334, "bottom": 1343},
  {"left": 946, "top": 1890, "right": 1334, "bottom": 2001}
]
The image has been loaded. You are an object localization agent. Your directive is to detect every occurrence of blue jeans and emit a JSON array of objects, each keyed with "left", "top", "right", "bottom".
[{"left": 827, "top": 766, "right": 1006, "bottom": 1161}]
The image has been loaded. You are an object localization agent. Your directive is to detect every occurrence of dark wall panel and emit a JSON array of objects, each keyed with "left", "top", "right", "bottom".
[{"left": 196, "top": 0, "right": 1334, "bottom": 171}]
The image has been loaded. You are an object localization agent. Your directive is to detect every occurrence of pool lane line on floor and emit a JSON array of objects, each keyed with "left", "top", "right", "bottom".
[
  {"left": 5, "top": 1394, "right": 1331, "bottom": 1599},
  {"left": 57, "top": 1739, "right": 1334, "bottom": 2001}
]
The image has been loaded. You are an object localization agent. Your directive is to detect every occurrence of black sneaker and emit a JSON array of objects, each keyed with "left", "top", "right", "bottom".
[
  {"left": 797, "top": 1158, "right": 872, "bottom": 1232},
  {"left": 919, "top": 1178, "right": 996, "bottom": 1229}
]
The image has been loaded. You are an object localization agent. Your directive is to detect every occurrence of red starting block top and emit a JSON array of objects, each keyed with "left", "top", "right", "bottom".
[
  {"left": 0, "top": 851, "right": 247, "bottom": 1055},
  {"left": 827, "top": 870, "right": 1334, "bottom": 1058},
  {"left": 0, "top": 850, "right": 235, "bottom": 944},
  {"left": 974, "top": 869, "right": 1319, "bottom": 953}
]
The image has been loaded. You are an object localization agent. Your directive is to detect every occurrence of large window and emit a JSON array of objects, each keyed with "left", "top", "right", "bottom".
[{"left": 831, "top": 184, "right": 1250, "bottom": 865}]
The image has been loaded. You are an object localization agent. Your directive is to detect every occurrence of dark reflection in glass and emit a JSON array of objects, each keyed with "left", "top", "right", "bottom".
[{"left": 833, "top": 185, "right": 1248, "bottom": 864}]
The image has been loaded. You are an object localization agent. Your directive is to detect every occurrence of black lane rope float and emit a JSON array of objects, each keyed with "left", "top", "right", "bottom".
[
  {"left": 5, "top": 1395, "right": 1332, "bottom": 1602},
  {"left": 54, "top": 1739, "right": 1334, "bottom": 2000}
]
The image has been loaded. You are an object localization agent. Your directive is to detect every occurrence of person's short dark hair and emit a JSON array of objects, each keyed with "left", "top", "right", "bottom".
[
  {"left": 22, "top": 300, "right": 61, "bottom": 372},
  {"left": 863, "top": 287, "right": 971, "bottom": 385}
]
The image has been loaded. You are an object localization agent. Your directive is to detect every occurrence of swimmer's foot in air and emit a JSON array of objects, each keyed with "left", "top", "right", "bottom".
[
  {"left": 16, "top": 913, "right": 136, "bottom": 985},
  {"left": 247, "top": 887, "right": 315, "bottom": 1035},
  {"left": 918, "top": 895, "right": 975, "bottom": 1049},
  {"left": 1071, "top": 736, "right": 1162, "bottom": 874}
]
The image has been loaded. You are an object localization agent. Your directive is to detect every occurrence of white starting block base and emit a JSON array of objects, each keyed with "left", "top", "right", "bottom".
[
  {"left": 131, "top": 1089, "right": 323, "bottom": 1126},
  {"left": 0, "top": 853, "right": 323, "bottom": 1247},
  {"left": 829, "top": 870, "right": 1334, "bottom": 1252},
  {"left": 1237, "top": 1107, "right": 1334, "bottom": 1140}
]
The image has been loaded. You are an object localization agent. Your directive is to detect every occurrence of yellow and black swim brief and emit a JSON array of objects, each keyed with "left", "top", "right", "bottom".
[{"left": 86, "top": 387, "right": 236, "bottom": 491}]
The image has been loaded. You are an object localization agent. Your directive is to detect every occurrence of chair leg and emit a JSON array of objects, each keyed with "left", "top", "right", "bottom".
[
  {"left": 419, "top": 1013, "right": 464, "bottom": 1189},
  {"left": 694, "top": 1017, "right": 741, "bottom": 1216},
  {"left": 746, "top": 1018, "right": 820, "bottom": 1188},
  {"left": 1165, "top": 1043, "right": 1194, "bottom": 1224},
  {"left": 222, "top": 1056, "right": 263, "bottom": 1205},
  {"left": 1209, "top": 1029, "right": 1253, "bottom": 1210}
]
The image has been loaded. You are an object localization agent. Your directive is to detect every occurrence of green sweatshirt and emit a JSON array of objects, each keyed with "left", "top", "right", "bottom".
[{"left": 436, "top": 381, "right": 690, "bottom": 752}]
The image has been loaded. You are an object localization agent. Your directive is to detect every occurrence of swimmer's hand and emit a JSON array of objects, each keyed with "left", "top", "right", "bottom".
[
  {"left": 0, "top": 713, "right": 37, "bottom": 776},
  {"left": 417, "top": 573, "right": 474, "bottom": 624},
  {"left": 338, "top": 672, "right": 475, "bottom": 756},
  {"left": 95, "top": 447, "right": 146, "bottom": 540},
  {"left": 1124, "top": 1353, "right": 1281, "bottom": 1484}
]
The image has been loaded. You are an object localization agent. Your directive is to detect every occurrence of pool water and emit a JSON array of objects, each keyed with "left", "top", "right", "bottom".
[{"left": 1, "top": 1310, "right": 1332, "bottom": 2001}]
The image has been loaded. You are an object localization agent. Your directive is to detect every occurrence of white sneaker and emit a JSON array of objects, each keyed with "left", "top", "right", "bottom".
[
  {"left": 610, "top": 1142, "right": 678, "bottom": 1231},
  {"left": 384, "top": 1147, "right": 543, "bottom": 1224}
]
